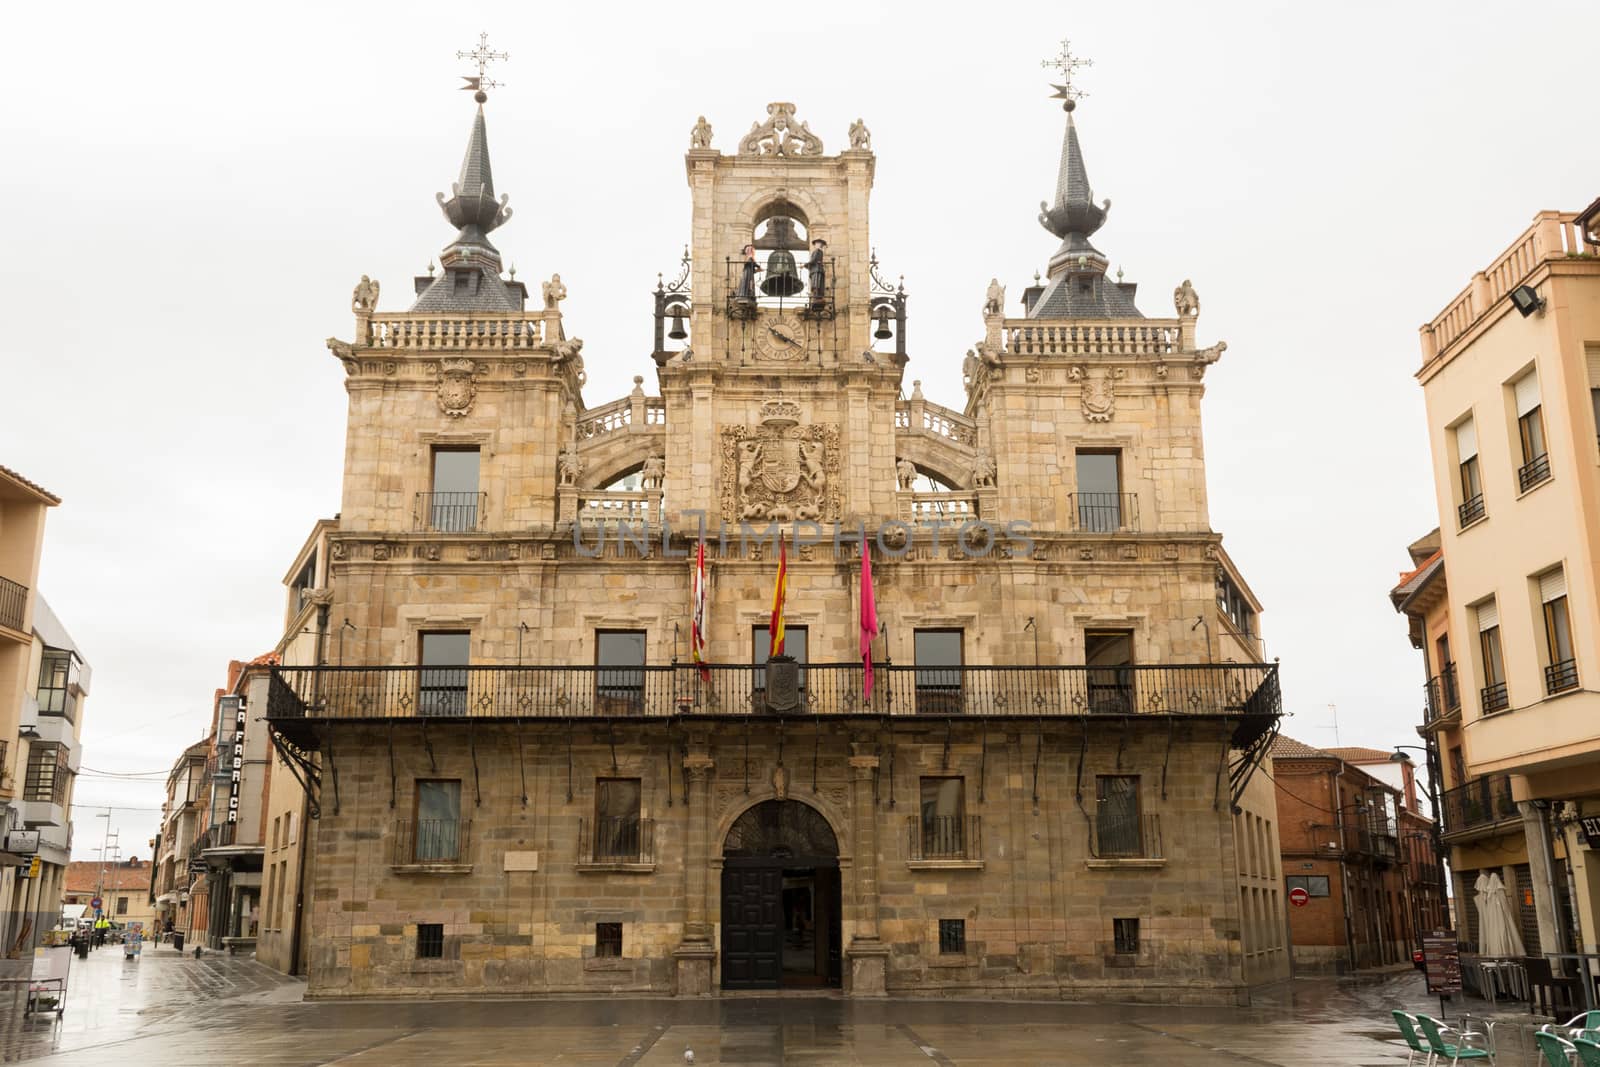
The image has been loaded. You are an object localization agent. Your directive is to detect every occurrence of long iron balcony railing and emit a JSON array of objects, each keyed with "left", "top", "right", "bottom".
[
  {"left": 267, "top": 662, "right": 1280, "bottom": 722},
  {"left": 1424, "top": 664, "right": 1461, "bottom": 726},
  {"left": 1439, "top": 775, "right": 1518, "bottom": 838}
]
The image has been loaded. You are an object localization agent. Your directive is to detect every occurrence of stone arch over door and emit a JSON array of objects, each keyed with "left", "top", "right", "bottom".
[{"left": 722, "top": 798, "right": 840, "bottom": 863}]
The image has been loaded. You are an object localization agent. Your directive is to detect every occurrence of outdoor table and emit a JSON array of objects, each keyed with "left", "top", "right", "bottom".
[{"left": 1544, "top": 954, "right": 1600, "bottom": 1013}]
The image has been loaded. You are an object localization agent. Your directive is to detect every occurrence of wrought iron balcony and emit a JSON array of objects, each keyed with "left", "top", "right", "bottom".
[
  {"left": 907, "top": 814, "right": 982, "bottom": 862},
  {"left": 1424, "top": 665, "right": 1461, "bottom": 726},
  {"left": 1481, "top": 681, "right": 1509, "bottom": 714},
  {"left": 1439, "top": 775, "right": 1518, "bottom": 838},
  {"left": 0, "top": 576, "right": 25, "bottom": 632},
  {"left": 268, "top": 662, "right": 1280, "bottom": 728},
  {"left": 578, "top": 816, "right": 654, "bottom": 866},
  {"left": 1458, "top": 493, "right": 1486, "bottom": 528},
  {"left": 1517, "top": 452, "right": 1551, "bottom": 492},
  {"left": 1345, "top": 823, "right": 1399, "bottom": 863},
  {"left": 1090, "top": 813, "right": 1162, "bottom": 860},
  {"left": 1544, "top": 658, "right": 1579, "bottom": 695},
  {"left": 1068, "top": 492, "right": 1139, "bottom": 533},
  {"left": 414, "top": 491, "right": 486, "bottom": 533}
]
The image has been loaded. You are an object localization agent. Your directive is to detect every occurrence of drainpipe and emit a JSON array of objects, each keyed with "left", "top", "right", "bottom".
[{"left": 1333, "top": 765, "right": 1357, "bottom": 972}]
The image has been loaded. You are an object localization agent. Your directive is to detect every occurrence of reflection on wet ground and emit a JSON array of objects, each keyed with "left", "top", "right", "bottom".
[{"left": 0, "top": 946, "right": 1563, "bottom": 1065}]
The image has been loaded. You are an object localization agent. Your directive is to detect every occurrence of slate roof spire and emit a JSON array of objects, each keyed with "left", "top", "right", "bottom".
[
  {"left": 411, "top": 95, "right": 525, "bottom": 313},
  {"left": 1026, "top": 70, "right": 1143, "bottom": 319}
]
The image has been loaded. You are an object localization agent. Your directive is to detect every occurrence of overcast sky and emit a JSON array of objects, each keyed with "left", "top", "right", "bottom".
[{"left": 3, "top": 1, "right": 1595, "bottom": 859}]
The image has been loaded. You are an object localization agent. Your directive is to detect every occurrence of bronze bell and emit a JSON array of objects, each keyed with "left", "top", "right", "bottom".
[
  {"left": 761, "top": 249, "right": 804, "bottom": 298},
  {"left": 667, "top": 305, "right": 688, "bottom": 340},
  {"left": 874, "top": 305, "right": 893, "bottom": 340}
]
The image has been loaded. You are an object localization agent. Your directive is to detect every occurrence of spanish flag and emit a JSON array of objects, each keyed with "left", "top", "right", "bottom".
[
  {"left": 768, "top": 533, "right": 788, "bottom": 658},
  {"left": 690, "top": 534, "right": 710, "bottom": 682}
]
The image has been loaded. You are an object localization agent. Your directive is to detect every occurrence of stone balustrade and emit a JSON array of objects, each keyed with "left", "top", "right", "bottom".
[
  {"left": 900, "top": 491, "right": 978, "bottom": 525},
  {"left": 363, "top": 311, "right": 558, "bottom": 351},
  {"left": 1002, "top": 318, "right": 1182, "bottom": 358}
]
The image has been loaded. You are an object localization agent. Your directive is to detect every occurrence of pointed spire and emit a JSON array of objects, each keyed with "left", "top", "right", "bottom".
[{"left": 435, "top": 103, "right": 513, "bottom": 265}]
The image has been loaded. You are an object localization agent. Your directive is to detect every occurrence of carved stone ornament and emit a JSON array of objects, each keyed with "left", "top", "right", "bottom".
[
  {"left": 373, "top": 544, "right": 391, "bottom": 562},
  {"left": 970, "top": 449, "right": 997, "bottom": 488},
  {"left": 437, "top": 358, "right": 478, "bottom": 418},
  {"left": 895, "top": 457, "right": 917, "bottom": 491},
  {"left": 720, "top": 399, "right": 840, "bottom": 523},
  {"left": 689, "top": 115, "right": 714, "bottom": 150},
  {"left": 1025, "top": 366, "right": 1041, "bottom": 384},
  {"left": 984, "top": 278, "right": 1005, "bottom": 316},
  {"left": 1173, "top": 278, "right": 1200, "bottom": 317},
  {"left": 330, "top": 540, "right": 347, "bottom": 561},
  {"left": 773, "top": 764, "right": 789, "bottom": 800},
  {"left": 848, "top": 118, "right": 871, "bottom": 151},
  {"left": 737, "top": 102, "right": 825, "bottom": 157},
  {"left": 558, "top": 443, "right": 583, "bottom": 487},
  {"left": 1069, "top": 365, "right": 1124, "bottom": 423},
  {"left": 640, "top": 454, "right": 665, "bottom": 490},
  {"left": 352, "top": 274, "right": 380, "bottom": 314},
  {"left": 542, "top": 274, "right": 567, "bottom": 311}
]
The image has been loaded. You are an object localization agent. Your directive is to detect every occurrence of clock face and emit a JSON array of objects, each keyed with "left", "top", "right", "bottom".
[{"left": 755, "top": 312, "right": 809, "bottom": 361}]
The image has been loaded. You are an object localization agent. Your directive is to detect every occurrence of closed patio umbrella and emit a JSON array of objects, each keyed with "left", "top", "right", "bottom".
[
  {"left": 1474, "top": 872, "right": 1492, "bottom": 951},
  {"left": 1483, "top": 872, "right": 1526, "bottom": 957}
]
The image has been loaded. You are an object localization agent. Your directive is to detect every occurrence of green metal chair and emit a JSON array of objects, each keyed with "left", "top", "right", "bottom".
[
  {"left": 1559, "top": 1014, "right": 1600, "bottom": 1039},
  {"left": 1417, "top": 1014, "right": 1497, "bottom": 1065},
  {"left": 1572, "top": 1035, "right": 1600, "bottom": 1067},
  {"left": 1535, "top": 1030, "right": 1576, "bottom": 1067},
  {"left": 1392, "top": 1010, "right": 1434, "bottom": 1067}
]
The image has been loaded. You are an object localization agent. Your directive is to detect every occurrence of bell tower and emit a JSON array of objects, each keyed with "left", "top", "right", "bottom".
[{"left": 658, "top": 104, "right": 905, "bottom": 528}]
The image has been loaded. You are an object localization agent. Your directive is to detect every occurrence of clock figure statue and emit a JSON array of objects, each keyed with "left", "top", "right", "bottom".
[
  {"left": 737, "top": 244, "right": 762, "bottom": 302},
  {"left": 806, "top": 238, "right": 827, "bottom": 310}
]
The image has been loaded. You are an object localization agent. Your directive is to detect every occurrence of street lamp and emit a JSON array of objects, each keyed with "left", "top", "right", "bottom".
[{"left": 1391, "top": 747, "right": 1451, "bottom": 934}]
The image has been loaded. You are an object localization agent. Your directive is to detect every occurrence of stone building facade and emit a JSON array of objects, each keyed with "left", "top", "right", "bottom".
[{"left": 266, "top": 83, "right": 1282, "bottom": 1002}]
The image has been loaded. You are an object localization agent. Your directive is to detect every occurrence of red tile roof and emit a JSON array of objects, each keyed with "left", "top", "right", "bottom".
[
  {"left": 0, "top": 465, "right": 61, "bottom": 505},
  {"left": 1267, "top": 735, "right": 1333, "bottom": 760},
  {"left": 1326, "top": 746, "right": 1398, "bottom": 764}
]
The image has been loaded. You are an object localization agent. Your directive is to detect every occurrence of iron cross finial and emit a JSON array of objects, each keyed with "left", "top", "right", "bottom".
[
  {"left": 1041, "top": 38, "right": 1092, "bottom": 105},
  {"left": 457, "top": 31, "right": 509, "bottom": 97}
]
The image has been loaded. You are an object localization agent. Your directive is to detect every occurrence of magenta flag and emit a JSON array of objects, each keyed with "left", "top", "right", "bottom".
[{"left": 860, "top": 545, "right": 878, "bottom": 701}]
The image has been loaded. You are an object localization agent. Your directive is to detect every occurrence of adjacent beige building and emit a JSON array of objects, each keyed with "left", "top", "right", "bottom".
[
  {"left": 1414, "top": 201, "right": 1600, "bottom": 967},
  {"left": 265, "top": 83, "right": 1284, "bottom": 1003}
]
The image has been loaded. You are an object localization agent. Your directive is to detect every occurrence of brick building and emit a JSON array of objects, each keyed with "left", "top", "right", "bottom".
[
  {"left": 1270, "top": 736, "right": 1437, "bottom": 972},
  {"left": 63, "top": 858, "right": 155, "bottom": 931},
  {"left": 264, "top": 76, "right": 1284, "bottom": 1001}
]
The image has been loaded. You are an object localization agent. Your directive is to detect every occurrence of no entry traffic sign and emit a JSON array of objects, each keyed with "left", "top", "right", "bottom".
[
  {"left": 90, "top": 896, "right": 103, "bottom": 911},
  {"left": 1289, "top": 887, "right": 1310, "bottom": 908}
]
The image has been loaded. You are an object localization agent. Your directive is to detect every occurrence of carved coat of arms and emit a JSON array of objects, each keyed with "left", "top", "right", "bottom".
[
  {"left": 437, "top": 358, "right": 477, "bottom": 418},
  {"left": 1069, "top": 365, "right": 1125, "bottom": 423},
  {"left": 720, "top": 399, "right": 840, "bottom": 523}
]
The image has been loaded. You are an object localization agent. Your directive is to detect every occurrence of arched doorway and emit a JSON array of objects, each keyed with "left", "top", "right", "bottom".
[{"left": 720, "top": 800, "right": 842, "bottom": 990}]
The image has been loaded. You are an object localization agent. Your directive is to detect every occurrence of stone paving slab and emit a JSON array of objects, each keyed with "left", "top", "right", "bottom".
[{"left": 0, "top": 946, "right": 1564, "bottom": 1065}]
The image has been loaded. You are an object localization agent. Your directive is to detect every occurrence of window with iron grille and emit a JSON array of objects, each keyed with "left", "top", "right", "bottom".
[
  {"left": 595, "top": 922, "right": 622, "bottom": 958},
  {"left": 416, "top": 922, "right": 444, "bottom": 959},
  {"left": 1094, "top": 776, "right": 1142, "bottom": 857},
  {"left": 919, "top": 777, "right": 965, "bottom": 858},
  {"left": 116, "top": 897, "right": 128, "bottom": 915},
  {"left": 413, "top": 780, "right": 462, "bottom": 862},
  {"left": 594, "top": 779, "right": 642, "bottom": 861},
  {"left": 939, "top": 919, "right": 965, "bottom": 954},
  {"left": 1113, "top": 917, "right": 1140, "bottom": 954},
  {"left": 24, "top": 743, "right": 69, "bottom": 804}
]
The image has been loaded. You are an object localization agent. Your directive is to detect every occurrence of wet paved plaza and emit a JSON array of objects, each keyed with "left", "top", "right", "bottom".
[{"left": 0, "top": 945, "right": 1565, "bottom": 1064}]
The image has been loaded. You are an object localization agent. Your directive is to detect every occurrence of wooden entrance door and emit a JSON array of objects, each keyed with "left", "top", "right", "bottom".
[{"left": 721, "top": 866, "right": 782, "bottom": 989}]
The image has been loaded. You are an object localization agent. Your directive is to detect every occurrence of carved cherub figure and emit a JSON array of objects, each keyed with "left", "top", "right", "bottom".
[
  {"left": 970, "top": 449, "right": 997, "bottom": 488},
  {"left": 984, "top": 278, "right": 1005, "bottom": 316},
  {"left": 689, "top": 115, "right": 713, "bottom": 150},
  {"left": 1173, "top": 278, "right": 1200, "bottom": 317},
  {"left": 542, "top": 273, "right": 568, "bottom": 311},
  {"left": 352, "top": 275, "right": 379, "bottom": 313}
]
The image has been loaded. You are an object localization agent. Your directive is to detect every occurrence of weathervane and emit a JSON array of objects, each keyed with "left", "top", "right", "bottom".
[
  {"left": 1041, "top": 38, "right": 1092, "bottom": 110},
  {"left": 457, "top": 31, "right": 509, "bottom": 103}
]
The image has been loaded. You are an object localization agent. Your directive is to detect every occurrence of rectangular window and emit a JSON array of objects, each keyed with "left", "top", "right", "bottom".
[
  {"left": 1285, "top": 875, "right": 1331, "bottom": 897},
  {"left": 416, "top": 922, "right": 444, "bottom": 959},
  {"left": 594, "top": 778, "right": 642, "bottom": 861},
  {"left": 116, "top": 896, "right": 128, "bottom": 915},
  {"left": 36, "top": 650, "right": 79, "bottom": 721},
  {"left": 264, "top": 866, "right": 278, "bottom": 931},
  {"left": 1588, "top": 348, "right": 1600, "bottom": 448},
  {"left": 919, "top": 777, "right": 966, "bottom": 859},
  {"left": 595, "top": 922, "right": 622, "bottom": 957},
  {"left": 24, "top": 743, "right": 69, "bottom": 805},
  {"left": 1113, "top": 917, "right": 1140, "bottom": 954},
  {"left": 276, "top": 861, "right": 288, "bottom": 930},
  {"left": 938, "top": 918, "right": 966, "bottom": 954},
  {"left": 418, "top": 631, "right": 470, "bottom": 717},
  {"left": 1475, "top": 600, "right": 1508, "bottom": 712},
  {"left": 913, "top": 628, "right": 963, "bottom": 714},
  {"left": 1514, "top": 372, "right": 1550, "bottom": 490},
  {"left": 1094, "top": 775, "right": 1143, "bottom": 858},
  {"left": 429, "top": 448, "right": 481, "bottom": 532},
  {"left": 751, "top": 625, "right": 808, "bottom": 691},
  {"left": 272, "top": 816, "right": 281, "bottom": 852},
  {"left": 595, "top": 630, "right": 647, "bottom": 714},
  {"left": 413, "top": 779, "right": 462, "bottom": 861},
  {"left": 1454, "top": 419, "right": 1484, "bottom": 526},
  {"left": 286, "top": 811, "right": 296, "bottom": 845},
  {"left": 1085, "top": 630, "right": 1134, "bottom": 713},
  {"left": 1075, "top": 450, "right": 1123, "bottom": 532},
  {"left": 1539, "top": 568, "right": 1578, "bottom": 694}
]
